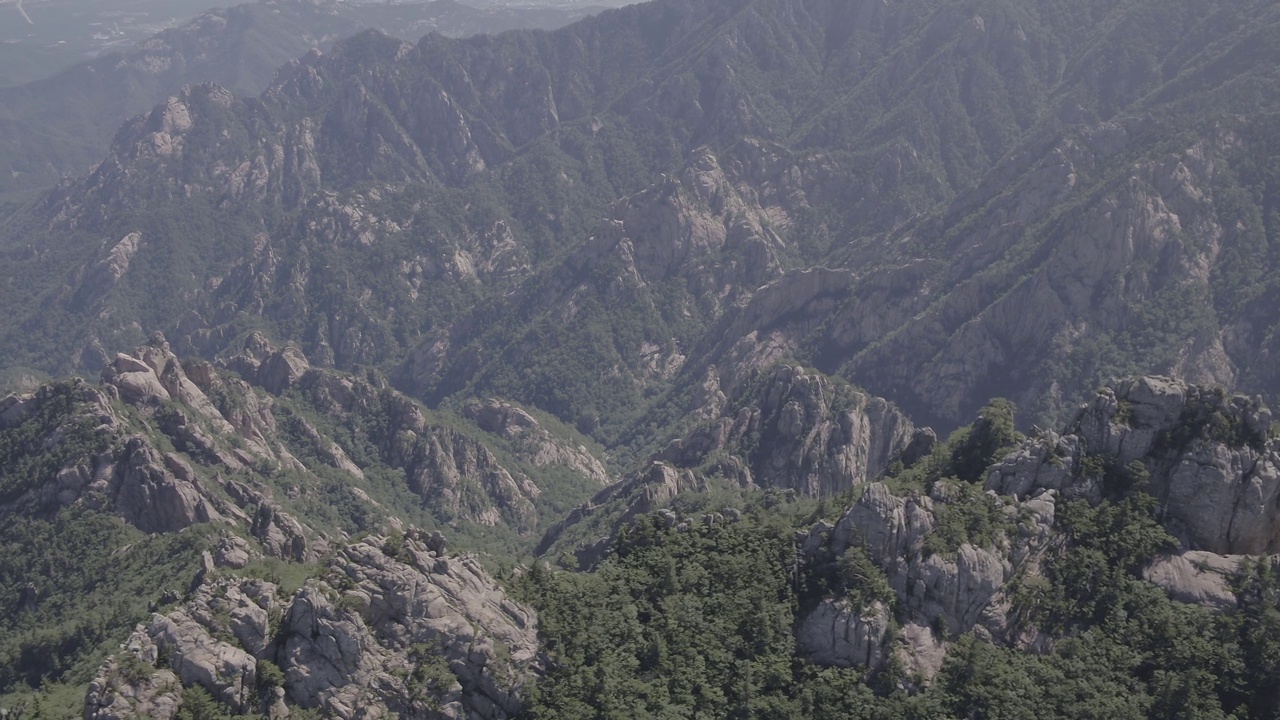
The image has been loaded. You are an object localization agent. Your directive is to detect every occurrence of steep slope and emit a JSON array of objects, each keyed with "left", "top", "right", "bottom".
[
  {"left": 0, "top": 0, "right": 1148, "bottom": 409},
  {"left": 0, "top": 332, "right": 607, "bottom": 714},
  {"left": 701, "top": 0, "right": 1280, "bottom": 428},
  {"left": 535, "top": 363, "right": 920, "bottom": 563},
  {"left": 0, "top": 0, "right": 609, "bottom": 201}
]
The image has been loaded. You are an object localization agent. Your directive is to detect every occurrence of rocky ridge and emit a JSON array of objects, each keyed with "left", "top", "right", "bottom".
[
  {"left": 791, "top": 376, "right": 1280, "bottom": 680},
  {"left": 0, "top": 0, "right": 606, "bottom": 200},
  {"left": 85, "top": 531, "right": 539, "bottom": 720},
  {"left": 1, "top": 334, "right": 564, "bottom": 717}
]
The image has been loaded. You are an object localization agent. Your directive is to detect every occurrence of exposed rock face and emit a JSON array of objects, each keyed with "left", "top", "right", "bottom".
[
  {"left": 1144, "top": 551, "right": 1243, "bottom": 611},
  {"left": 796, "top": 476, "right": 1059, "bottom": 672},
  {"left": 279, "top": 536, "right": 540, "bottom": 720},
  {"left": 534, "top": 461, "right": 702, "bottom": 563},
  {"left": 214, "top": 535, "right": 253, "bottom": 570},
  {"left": 987, "top": 376, "right": 1280, "bottom": 554},
  {"left": 250, "top": 501, "right": 314, "bottom": 562},
  {"left": 149, "top": 611, "right": 258, "bottom": 713},
  {"left": 662, "top": 364, "right": 917, "bottom": 497},
  {"left": 797, "top": 600, "right": 891, "bottom": 669},
  {"left": 224, "top": 338, "right": 563, "bottom": 532},
  {"left": 256, "top": 347, "right": 313, "bottom": 396},
  {"left": 84, "top": 629, "right": 183, "bottom": 720},
  {"left": 113, "top": 438, "right": 221, "bottom": 534},
  {"left": 74, "top": 233, "right": 144, "bottom": 311},
  {"left": 790, "top": 377, "right": 1280, "bottom": 681},
  {"left": 537, "top": 364, "right": 917, "bottom": 563},
  {"left": 825, "top": 483, "right": 1013, "bottom": 636},
  {"left": 0, "top": 375, "right": 239, "bottom": 535},
  {"left": 405, "top": 143, "right": 792, "bottom": 405},
  {"left": 86, "top": 533, "right": 539, "bottom": 720},
  {"left": 85, "top": 578, "right": 279, "bottom": 718},
  {"left": 397, "top": 426, "right": 541, "bottom": 532}
]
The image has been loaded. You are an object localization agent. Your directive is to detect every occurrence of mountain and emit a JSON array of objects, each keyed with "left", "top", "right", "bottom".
[
  {"left": 0, "top": 0, "right": 612, "bottom": 201},
  {"left": 10, "top": 361, "right": 1280, "bottom": 716},
  {"left": 0, "top": 332, "right": 607, "bottom": 715},
  {"left": 0, "top": 0, "right": 245, "bottom": 89},
  {"left": 3, "top": 0, "right": 1278, "bottom": 442},
  {"left": 517, "top": 375, "right": 1280, "bottom": 719},
  {"left": 6, "top": 0, "right": 1280, "bottom": 715}
]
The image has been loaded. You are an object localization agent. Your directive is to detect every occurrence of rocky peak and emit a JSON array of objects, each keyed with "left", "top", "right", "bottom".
[
  {"left": 660, "top": 363, "right": 916, "bottom": 497},
  {"left": 987, "top": 375, "right": 1280, "bottom": 555}
]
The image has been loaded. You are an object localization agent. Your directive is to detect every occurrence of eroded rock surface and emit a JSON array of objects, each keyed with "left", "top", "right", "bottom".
[{"left": 988, "top": 376, "right": 1280, "bottom": 554}]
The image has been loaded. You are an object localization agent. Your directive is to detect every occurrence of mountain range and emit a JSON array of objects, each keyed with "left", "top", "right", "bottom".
[
  {"left": 0, "top": 0, "right": 612, "bottom": 201},
  {"left": 4, "top": 0, "right": 1280, "bottom": 716}
]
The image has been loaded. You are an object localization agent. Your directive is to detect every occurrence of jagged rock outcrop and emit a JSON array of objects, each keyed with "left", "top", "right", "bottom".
[
  {"left": 249, "top": 501, "right": 315, "bottom": 563},
  {"left": 214, "top": 535, "right": 254, "bottom": 570},
  {"left": 223, "top": 337, "right": 560, "bottom": 532},
  {"left": 795, "top": 475, "right": 1059, "bottom": 674},
  {"left": 85, "top": 578, "right": 280, "bottom": 719},
  {"left": 797, "top": 600, "right": 891, "bottom": 669},
  {"left": 74, "top": 233, "right": 144, "bottom": 312},
  {"left": 534, "top": 461, "right": 702, "bottom": 563},
  {"left": 791, "top": 377, "right": 1280, "bottom": 683},
  {"left": 149, "top": 611, "right": 258, "bottom": 713},
  {"left": 85, "top": 532, "right": 540, "bottom": 720},
  {"left": 825, "top": 483, "right": 1014, "bottom": 636},
  {"left": 402, "top": 426, "right": 541, "bottom": 531},
  {"left": 536, "top": 364, "right": 918, "bottom": 563},
  {"left": 987, "top": 376, "right": 1280, "bottom": 554},
  {"left": 0, "top": 376, "right": 239, "bottom": 535},
  {"left": 84, "top": 630, "right": 183, "bottom": 720},
  {"left": 280, "top": 535, "right": 540, "bottom": 720},
  {"left": 112, "top": 438, "right": 223, "bottom": 534},
  {"left": 660, "top": 364, "right": 917, "bottom": 497}
]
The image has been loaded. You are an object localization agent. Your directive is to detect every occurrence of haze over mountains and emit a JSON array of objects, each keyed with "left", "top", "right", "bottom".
[
  {"left": 0, "top": 0, "right": 617, "bottom": 200},
  {"left": 4, "top": 0, "right": 1280, "bottom": 717}
]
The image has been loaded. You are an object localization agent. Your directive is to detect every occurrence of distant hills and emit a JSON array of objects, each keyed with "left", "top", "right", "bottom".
[{"left": 0, "top": 0, "right": 613, "bottom": 200}]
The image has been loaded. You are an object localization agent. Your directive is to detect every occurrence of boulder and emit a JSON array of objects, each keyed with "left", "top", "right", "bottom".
[{"left": 1144, "top": 551, "right": 1242, "bottom": 611}]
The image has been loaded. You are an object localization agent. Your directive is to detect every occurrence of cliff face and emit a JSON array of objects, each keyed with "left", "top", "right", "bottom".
[
  {"left": 535, "top": 363, "right": 917, "bottom": 563},
  {"left": 5, "top": 0, "right": 1280, "bottom": 711},
  {"left": 3, "top": 330, "right": 608, "bottom": 560},
  {"left": 659, "top": 363, "right": 915, "bottom": 498},
  {"left": 987, "top": 376, "right": 1280, "bottom": 555}
]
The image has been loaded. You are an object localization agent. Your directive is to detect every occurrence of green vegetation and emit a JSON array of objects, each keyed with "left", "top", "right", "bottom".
[
  {"left": 517, "top": 473, "right": 1280, "bottom": 720},
  {"left": 517, "top": 514, "right": 850, "bottom": 719},
  {"left": 0, "top": 381, "right": 113, "bottom": 506},
  {"left": 0, "top": 508, "right": 212, "bottom": 698},
  {"left": 922, "top": 483, "right": 1009, "bottom": 558},
  {"left": 885, "top": 398, "right": 1023, "bottom": 494},
  {"left": 5, "top": 0, "right": 1280, "bottom": 716}
]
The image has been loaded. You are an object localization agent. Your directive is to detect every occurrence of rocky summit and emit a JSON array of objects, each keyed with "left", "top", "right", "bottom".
[{"left": 5, "top": 0, "right": 1280, "bottom": 717}]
